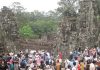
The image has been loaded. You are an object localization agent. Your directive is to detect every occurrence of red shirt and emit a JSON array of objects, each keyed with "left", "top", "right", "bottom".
[
  {"left": 59, "top": 52, "right": 62, "bottom": 59},
  {"left": 77, "top": 64, "right": 81, "bottom": 70}
]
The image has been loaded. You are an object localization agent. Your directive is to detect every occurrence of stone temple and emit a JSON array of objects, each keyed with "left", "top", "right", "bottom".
[{"left": 55, "top": 0, "right": 100, "bottom": 58}]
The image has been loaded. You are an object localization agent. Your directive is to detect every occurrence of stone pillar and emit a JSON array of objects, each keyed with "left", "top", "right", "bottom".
[{"left": 78, "top": 0, "right": 99, "bottom": 48}]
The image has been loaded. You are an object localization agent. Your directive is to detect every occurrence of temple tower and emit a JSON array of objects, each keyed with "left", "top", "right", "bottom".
[
  {"left": 0, "top": 6, "right": 18, "bottom": 52},
  {"left": 78, "top": 0, "right": 99, "bottom": 48}
]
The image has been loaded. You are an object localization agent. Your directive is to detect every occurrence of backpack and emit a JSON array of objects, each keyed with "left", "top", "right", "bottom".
[{"left": 20, "top": 59, "right": 26, "bottom": 68}]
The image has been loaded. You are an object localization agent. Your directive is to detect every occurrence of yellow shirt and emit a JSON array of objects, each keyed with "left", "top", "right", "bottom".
[
  {"left": 80, "top": 62, "right": 84, "bottom": 70},
  {"left": 56, "top": 62, "right": 60, "bottom": 70}
]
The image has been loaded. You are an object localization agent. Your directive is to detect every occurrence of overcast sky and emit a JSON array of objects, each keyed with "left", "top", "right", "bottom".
[{"left": 0, "top": 0, "right": 60, "bottom": 12}]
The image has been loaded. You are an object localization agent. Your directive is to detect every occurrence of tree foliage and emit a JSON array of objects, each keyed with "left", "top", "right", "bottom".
[
  {"left": 19, "top": 24, "right": 33, "bottom": 38},
  {"left": 10, "top": 3, "right": 58, "bottom": 38},
  {"left": 57, "top": 0, "right": 79, "bottom": 16},
  {"left": 8, "top": 2, "right": 58, "bottom": 39},
  {"left": 32, "top": 19, "right": 57, "bottom": 38}
]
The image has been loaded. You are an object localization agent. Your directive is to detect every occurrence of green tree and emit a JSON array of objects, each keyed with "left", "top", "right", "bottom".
[
  {"left": 9, "top": 2, "right": 59, "bottom": 39},
  {"left": 10, "top": 2, "right": 25, "bottom": 13},
  {"left": 57, "top": 0, "right": 79, "bottom": 16},
  {"left": 32, "top": 19, "right": 57, "bottom": 39},
  {"left": 19, "top": 24, "right": 33, "bottom": 38},
  {"left": 10, "top": 2, "right": 31, "bottom": 24}
]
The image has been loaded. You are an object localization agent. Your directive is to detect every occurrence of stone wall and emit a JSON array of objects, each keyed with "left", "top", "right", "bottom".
[
  {"left": 57, "top": 0, "right": 100, "bottom": 57},
  {"left": 78, "top": 0, "right": 99, "bottom": 48},
  {"left": 0, "top": 6, "right": 18, "bottom": 52}
]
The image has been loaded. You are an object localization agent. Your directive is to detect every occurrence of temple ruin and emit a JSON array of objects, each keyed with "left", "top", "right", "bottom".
[
  {"left": 0, "top": 6, "right": 18, "bottom": 52},
  {"left": 57, "top": 0, "right": 100, "bottom": 57}
]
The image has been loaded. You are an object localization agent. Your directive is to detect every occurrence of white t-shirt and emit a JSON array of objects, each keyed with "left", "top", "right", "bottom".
[
  {"left": 90, "top": 63, "right": 95, "bottom": 70},
  {"left": 65, "top": 59, "right": 70, "bottom": 68},
  {"left": 30, "top": 63, "right": 34, "bottom": 68},
  {"left": 75, "top": 60, "right": 78, "bottom": 67},
  {"left": 66, "top": 69, "right": 70, "bottom": 70},
  {"left": 72, "top": 66, "right": 76, "bottom": 70}
]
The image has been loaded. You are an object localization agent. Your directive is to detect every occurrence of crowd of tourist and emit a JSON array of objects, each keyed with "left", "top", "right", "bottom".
[
  {"left": 0, "top": 47, "right": 100, "bottom": 70},
  {"left": 63, "top": 47, "right": 100, "bottom": 70},
  {"left": 0, "top": 50, "right": 55, "bottom": 70}
]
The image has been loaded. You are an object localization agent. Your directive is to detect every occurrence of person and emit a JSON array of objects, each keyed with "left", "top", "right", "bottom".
[
  {"left": 40, "top": 60, "right": 45, "bottom": 70},
  {"left": 80, "top": 60, "right": 85, "bottom": 70},
  {"left": 56, "top": 60, "right": 61, "bottom": 70},
  {"left": 20, "top": 59, "right": 27, "bottom": 68},
  {"left": 66, "top": 65, "right": 71, "bottom": 70},
  {"left": 28, "top": 60, "right": 34, "bottom": 70},
  {"left": 89, "top": 61, "right": 95, "bottom": 70},
  {"left": 74, "top": 57, "right": 78, "bottom": 68},
  {"left": 7, "top": 57, "right": 14, "bottom": 70},
  {"left": 65, "top": 59, "right": 70, "bottom": 69},
  {"left": 96, "top": 59, "right": 100, "bottom": 70},
  {"left": 0, "top": 58, "right": 8, "bottom": 70},
  {"left": 35, "top": 53, "right": 41, "bottom": 67},
  {"left": 85, "top": 60, "right": 90, "bottom": 70},
  {"left": 72, "top": 62, "right": 77, "bottom": 70},
  {"left": 77, "top": 61, "right": 81, "bottom": 70},
  {"left": 44, "top": 53, "right": 49, "bottom": 65}
]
